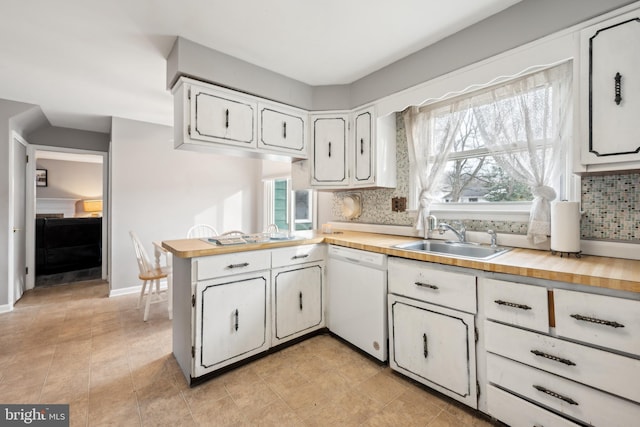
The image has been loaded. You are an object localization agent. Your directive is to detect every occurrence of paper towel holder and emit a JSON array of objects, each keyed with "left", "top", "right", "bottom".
[
  {"left": 550, "top": 200, "right": 582, "bottom": 258},
  {"left": 551, "top": 249, "right": 582, "bottom": 258}
]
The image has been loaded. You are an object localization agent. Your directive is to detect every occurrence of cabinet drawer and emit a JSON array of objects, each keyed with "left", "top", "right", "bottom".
[
  {"left": 481, "top": 278, "right": 548, "bottom": 332},
  {"left": 485, "top": 320, "right": 640, "bottom": 403},
  {"left": 388, "top": 257, "right": 476, "bottom": 313},
  {"left": 487, "top": 384, "right": 580, "bottom": 427},
  {"left": 487, "top": 353, "right": 640, "bottom": 427},
  {"left": 554, "top": 289, "right": 640, "bottom": 357},
  {"left": 271, "top": 244, "right": 325, "bottom": 268},
  {"left": 195, "top": 250, "right": 271, "bottom": 281}
]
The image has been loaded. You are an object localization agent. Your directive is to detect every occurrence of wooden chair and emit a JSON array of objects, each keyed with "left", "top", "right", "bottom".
[
  {"left": 187, "top": 224, "right": 219, "bottom": 238},
  {"left": 130, "top": 231, "right": 172, "bottom": 321}
]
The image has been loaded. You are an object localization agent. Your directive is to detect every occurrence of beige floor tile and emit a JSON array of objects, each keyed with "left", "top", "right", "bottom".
[
  {"left": 189, "top": 395, "right": 247, "bottom": 426},
  {"left": 40, "top": 372, "right": 90, "bottom": 404},
  {"left": 243, "top": 398, "right": 305, "bottom": 426},
  {"left": 359, "top": 369, "right": 410, "bottom": 405}
]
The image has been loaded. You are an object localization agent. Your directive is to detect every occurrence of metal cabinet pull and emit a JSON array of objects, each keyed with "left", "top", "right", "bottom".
[
  {"left": 299, "top": 291, "right": 303, "bottom": 311},
  {"left": 570, "top": 314, "right": 624, "bottom": 328},
  {"left": 283, "top": 122, "right": 287, "bottom": 139},
  {"left": 615, "top": 72, "right": 622, "bottom": 105},
  {"left": 415, "top": 281, "right": 438, "bottom": 290},
  {"left": 227, "top": 262, "right": 249, "bottom": 269},
  {"left": 328, "top": 141, "right": 332, "bottom": 158},
  {"left": 360, "top": 138, "right": 364, "bottom": 154},
  {"left": 494, "top": 300, "right": 532, "bottom": 310},
  {"left": 225, "top": 109, "right": 229, "bottom": 128},
  {"left": 423, "top": 333, "right": 429, "bottom": 358},
  {"left": 292, "top": 254, "right": 309, "bottom": 260},
  {"left": 234, "top": 309, "right": 239, "bottom": 331},
  {"left": 533, "top": 385, "right": 578, "bottom": 405},
  {"left": 530, "top": 350, "right": 576, "bottom": 366}
]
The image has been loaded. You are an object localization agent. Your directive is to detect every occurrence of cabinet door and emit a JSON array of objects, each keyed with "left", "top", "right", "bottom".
[
  {"left": 311, "top": 114, "right": 348, "bottom": 185},
  {"left": 194, "top": 273, "right": 269, "bottom": 377},
  {"left": 272, "top": 264, "right": 323, "bottom": 344},
  {"left": 581, "top": 13, "right": 640, "bottom": 165},
  {"left": 352, "top": 107, "right": 374, "bottom": 186},
  {"left": 258, "top": 102, "right": 307, "bottom": 157},
  {"left": 389, "top": 295, "right": 477, "bottom": 408},
  {"left": 190, "top": 85, "right": 257, "bottom": 147}
]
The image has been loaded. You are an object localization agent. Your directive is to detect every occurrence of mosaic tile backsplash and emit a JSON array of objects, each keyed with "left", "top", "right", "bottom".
[
  {"left": 581, "top": 173, "right": 639, "bottom": 242},
  {"left": 332, "top": 114, "right": 640, "bottom": 243}
]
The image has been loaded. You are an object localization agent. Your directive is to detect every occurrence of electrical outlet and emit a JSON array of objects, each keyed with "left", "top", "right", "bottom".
[{"left": 391, "top": 197, "right": 407, "bottom": 212}]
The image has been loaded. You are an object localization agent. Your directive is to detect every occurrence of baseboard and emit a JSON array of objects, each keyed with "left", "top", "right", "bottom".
[
  {"left": 0, "top": 303, "right": 13, "bottom": 314},
  {"left": 109, "top": 280, "right": 169, "bottom": 298},
  {"left": 109, "top": 285, "right": 141, "bottom": 298}
]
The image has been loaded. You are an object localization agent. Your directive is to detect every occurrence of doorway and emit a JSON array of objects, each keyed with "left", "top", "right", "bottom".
[{"left": 26, "top": 146, "right": 108, "bottom": 289}]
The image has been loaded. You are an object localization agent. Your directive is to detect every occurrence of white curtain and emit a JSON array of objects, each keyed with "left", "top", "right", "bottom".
[
  {"left": 473, "top": 62, "right": 573, "bottom": 244},
  {"left": 403, "top": 102, "right": 468, "bottom": 231}
]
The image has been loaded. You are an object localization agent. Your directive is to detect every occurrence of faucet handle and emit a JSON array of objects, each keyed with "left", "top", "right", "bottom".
[{"left": 425, "top": 215, "right": 437, "bottom": 232}]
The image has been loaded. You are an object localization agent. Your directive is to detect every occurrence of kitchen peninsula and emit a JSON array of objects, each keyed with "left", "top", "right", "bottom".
[{"left": 163, "top": 230, "right": 640, "bottom": 426}]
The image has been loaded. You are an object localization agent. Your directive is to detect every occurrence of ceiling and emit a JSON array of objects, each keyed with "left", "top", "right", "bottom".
[{"left": 0, "top": 0, "right": 521, "bottom": 134}]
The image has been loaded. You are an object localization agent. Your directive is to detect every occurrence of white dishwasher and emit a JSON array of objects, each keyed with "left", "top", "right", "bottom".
[{"left": 327, "top": 245, "right": 388, "bottom": 361}]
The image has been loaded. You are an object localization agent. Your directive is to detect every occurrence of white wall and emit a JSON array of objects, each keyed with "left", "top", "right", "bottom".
[
  {"left": 35, "top": 158, "right": 102, "bottom": 200},
  {"left": 109, "top": 117, "right": 263, "bottom": 292}
]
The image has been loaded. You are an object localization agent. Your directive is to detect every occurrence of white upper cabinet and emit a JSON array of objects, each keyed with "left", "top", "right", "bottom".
[
  {"left": 311, "top": 113, "right": 349, "bottom": 186},
  {"left": 353, "top": 107, "right": 374, "bottom": 186},
  {"left": 190, "top": 85, "right": 257, "bottom": 147},
  {"left": 173, "top": 77, "right": 308, "bottom": 160},
  {"left": 579, "top": 10, "right": 640, "bottom": 172},
  {"left": 258, "top": 102, "right": 307, "bottom": 157},
  {"left": 309, "top": 106, "right": 396, "bottom": 190}
]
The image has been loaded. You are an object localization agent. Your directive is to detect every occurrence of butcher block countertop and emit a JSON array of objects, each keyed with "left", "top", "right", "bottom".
[{"left": 162, "top": 230, "right": 640, "bottom": 294}]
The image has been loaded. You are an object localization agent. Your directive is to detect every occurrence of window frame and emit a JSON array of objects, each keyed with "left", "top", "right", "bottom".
[{"left": 263, "top": 177, "right": 316, "bottom": 232}]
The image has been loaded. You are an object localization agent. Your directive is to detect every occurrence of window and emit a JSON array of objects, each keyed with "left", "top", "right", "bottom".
[
  {"left": 406, "top": 62, "right": 572, "bottom": 242},
  {"left": 264, "top": 179, "right": 314, "bottom": 232}
]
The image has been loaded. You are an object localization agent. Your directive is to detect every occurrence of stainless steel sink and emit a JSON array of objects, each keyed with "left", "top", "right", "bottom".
[{"left": 393, "top": 240, "right": 511, "bottom": 260}]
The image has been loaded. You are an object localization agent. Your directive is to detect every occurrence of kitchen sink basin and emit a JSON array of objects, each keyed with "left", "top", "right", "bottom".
[{"left": 393, "top": 240, "right": 511, "bottom": 260}]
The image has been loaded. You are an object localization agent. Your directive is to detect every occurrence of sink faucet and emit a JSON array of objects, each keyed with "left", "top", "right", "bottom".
[
  {"left": 487, "top": 229, "right": 497, "bottom": 248},
  {"left": 437, "top": 221, "right": 466, "bottom": 243}
]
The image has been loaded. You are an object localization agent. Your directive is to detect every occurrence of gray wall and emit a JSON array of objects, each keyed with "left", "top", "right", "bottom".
[
  {"left": 28, "top": 126, "right": 110, "bottom": 152},
  {"left": 167, "top": 0, "right": 637, "bottom": 111},
  {"left": 351, "top": 0, "right": 637, "bottom": 107}
]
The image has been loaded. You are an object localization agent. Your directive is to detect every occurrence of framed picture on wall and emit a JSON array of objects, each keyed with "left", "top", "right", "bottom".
[{"left": 36, "top": 169, "right": 48, "bottom": 187}]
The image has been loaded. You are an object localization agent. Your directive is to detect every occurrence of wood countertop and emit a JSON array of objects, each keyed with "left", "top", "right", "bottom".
[{"left": 162, "top": 230, "right": 640, "bottom": 294}]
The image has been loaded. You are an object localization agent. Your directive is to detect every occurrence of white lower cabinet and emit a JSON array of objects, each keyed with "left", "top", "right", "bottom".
[
  {"left": 194, "top": 272, "right": 270, "bottom": 377},
  {"left": 389, "top": 295, "right": 477, "bottom": 408},
  {"left": 480, "top": 277, "right": 640, "bottom": 426},
  {"left": 387, "top": 257, "right": 478, "bottom": 408},
  {"left": 173, "top": 244, "right": 326, "bottom": 384},
  {"left": 272, "top": 263, "right": 324, "bottom": 345}
]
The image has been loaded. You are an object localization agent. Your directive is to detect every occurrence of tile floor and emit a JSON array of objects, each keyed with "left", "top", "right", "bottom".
[{"left": 0, "top": 280, "right": 500, "bottom": 426}]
